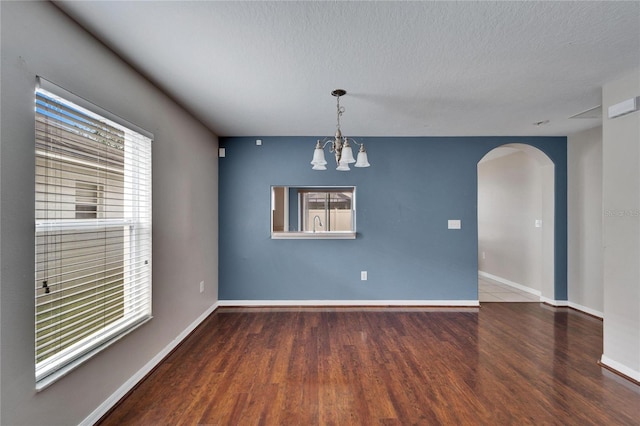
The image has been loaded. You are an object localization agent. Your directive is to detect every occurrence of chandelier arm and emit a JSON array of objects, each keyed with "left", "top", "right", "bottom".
[{"left": 319, "top": 138, "right": 334, "bottom": 150}]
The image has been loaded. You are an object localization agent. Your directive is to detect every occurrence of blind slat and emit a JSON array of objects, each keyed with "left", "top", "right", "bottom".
[{"left": 36, "top": 287, "right": 151, "bottom": 335}]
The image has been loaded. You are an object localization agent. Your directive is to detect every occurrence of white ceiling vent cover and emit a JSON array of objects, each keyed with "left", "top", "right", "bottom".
[{"left": 608, "top": 97, "right": 640, "bottom": 119}]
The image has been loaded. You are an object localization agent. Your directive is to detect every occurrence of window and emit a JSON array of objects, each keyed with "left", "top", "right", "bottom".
[
  {"left": 35, "top": 78, "right": 152, "bottom": 388},
  {"left": 270, "top": 186, "right": 356, "bottom": 239},
  {"left": 301, "top": 190, "right": 353, "bottom": 232},
  {"left": 75, "top": 182, "right": 102, "bottom": 219}
]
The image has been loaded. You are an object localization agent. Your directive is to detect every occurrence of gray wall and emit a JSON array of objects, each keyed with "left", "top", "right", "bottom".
[
  {"left": 218, "top": 136, "right": 567, "bottom": 302},
  {"left": 602, "top": 68, "right": 640, "bottom": 381},
  {"left": 568, "top": 126, "right": 603, "bottom": 316},
  {"left": 1, "top": 2, "right": 219, "bottom": 425}
]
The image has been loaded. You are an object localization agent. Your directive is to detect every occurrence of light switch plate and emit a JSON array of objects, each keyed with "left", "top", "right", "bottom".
[{"left": 448, "top": 220, "right": 461, "bottom": 229}]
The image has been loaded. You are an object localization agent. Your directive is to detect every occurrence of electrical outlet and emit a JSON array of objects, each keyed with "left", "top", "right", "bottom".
[
  {"left": 482, "top": 251, "right": 486, "bottom": 259},
  {"left": 361, "top": 271, "right": 368, "bottom": 281},
  {"left": 199, "top": 281, "right": 204, "bottom": 293}
]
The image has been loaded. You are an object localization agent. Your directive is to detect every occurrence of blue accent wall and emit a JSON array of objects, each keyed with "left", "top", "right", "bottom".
[{"left": 219, "top": 136, "right": 567, "bottom": 301}]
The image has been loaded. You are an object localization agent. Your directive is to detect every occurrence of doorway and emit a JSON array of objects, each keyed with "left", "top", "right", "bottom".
[{"left": 477, "top": 144, "right": 555, "bottom": 302}]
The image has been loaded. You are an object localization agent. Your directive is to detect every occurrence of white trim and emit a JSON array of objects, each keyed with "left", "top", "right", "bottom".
[
  {"left": 217, "top": 300, "right": 480, "bottom": 307},
  {"left": 79, "top": 302, "right": 220, "bottom": 426},
  {"left": 539, "top": 296, "right": 569, "bottom": 307},
  {"left": 36, "top": 315, "right": 152, "bottom": 390},
  {"left": 568, "top": 302, "right": 603, "bottom": 319},
  {"left": 600, "top": 355, "right": 640, "bottom": 382},
  {"left": 478, "top": 271, "right": 589, "bottom": 311},
  {"left": 271, "top": 231, "right": 356, "bottom": 239},
  {"left": 478, "top": 271, "right": 542, "bottom": 297}
]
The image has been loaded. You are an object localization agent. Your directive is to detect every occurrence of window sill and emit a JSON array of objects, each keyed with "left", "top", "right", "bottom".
[
  {"left": 271, "top": 232, "right": 356, "bottom": 240},
  {"left": 36, "top": 316, "right": 152, "bottom": 391}
]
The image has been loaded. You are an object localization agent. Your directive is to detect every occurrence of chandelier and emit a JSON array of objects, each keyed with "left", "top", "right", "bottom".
[{"left": 310, "top": 89, "right": 370, "bottom": 171}]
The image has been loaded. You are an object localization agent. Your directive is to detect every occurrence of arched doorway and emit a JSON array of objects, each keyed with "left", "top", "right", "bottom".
[{"left": 477, "top": 143, "right": 555, "bottom": 302}]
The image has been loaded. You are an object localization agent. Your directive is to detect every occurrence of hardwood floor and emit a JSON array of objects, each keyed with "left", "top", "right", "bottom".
[{"left": 99, "top": 304, "right": 640, "bottom": 425}]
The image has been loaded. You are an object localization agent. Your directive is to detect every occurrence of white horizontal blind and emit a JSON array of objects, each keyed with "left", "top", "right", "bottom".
[{"left": 35, "top": 81, "right": 152, "bottom": 384}]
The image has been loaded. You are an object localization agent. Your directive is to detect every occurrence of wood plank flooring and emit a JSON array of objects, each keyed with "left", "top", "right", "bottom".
[{"left": 99, "top": 304, "right": 640, "bottom": 425}]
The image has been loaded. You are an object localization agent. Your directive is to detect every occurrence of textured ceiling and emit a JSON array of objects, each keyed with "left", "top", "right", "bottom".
[{"left": 54, "top": 1, "right": 640, "bottom": 137}]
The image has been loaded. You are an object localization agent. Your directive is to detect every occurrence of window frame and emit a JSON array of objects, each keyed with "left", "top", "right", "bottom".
[
  {"left": 34, "top": 77, "right": 153, "bottom": 390},
  {"left": 271, "top": 186, "right": 356, "bottom": 239}
]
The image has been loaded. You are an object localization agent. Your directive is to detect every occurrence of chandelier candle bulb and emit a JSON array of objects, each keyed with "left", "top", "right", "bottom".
[
  {"left": 310, "top": 140, "right": 328, "bottom": 170},
  {"left": 339, "top": 139, "right": 356, "bottom": 164},
  {"left": 354, "top": 144, "right": 370, "bottom": 168}
]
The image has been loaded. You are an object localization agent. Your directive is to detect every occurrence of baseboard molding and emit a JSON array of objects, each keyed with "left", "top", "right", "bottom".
[
  {"left": 478, "top": 271, "right": 542, "bottom": 297},
  {"left": 540, "top": 298, "right": 604, "bottom": 319},
  {"left": 218, "top": 299, "right": 480, "bottom": 307},
  {"left": 568, "top": 302, "right": 603, "bottom": 319},
  {"left": 599, "top": 355, "right": 640, "bottom": 384},
  {"left": 79, "top": 302, "right": 221, "bottom": 426},
  {"left": 478, "top": 272, "right": 603, "bottom": 318},
  {"left": 478, "top": 271, "right": 604, "bottom": 319},
  {"left": 539, "top": 296, "right": 569, "bottom": 307}
]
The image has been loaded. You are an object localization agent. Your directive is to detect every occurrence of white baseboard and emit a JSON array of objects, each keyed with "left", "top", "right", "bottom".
[
  {"left": 478, "top": 272, "right": 603, "bottom": 317},
  {"left": 568, "top": 302, "right": 603, "bottom": 319},
  {"left": 600, "top": 354, "right": 640, "bottom": 382},
  {"left": 478, "top": 271, "right": 542, "bottom": 297},
  {"left": 539, "top": 296, "right": 569, "bottom": 307},
  {"left": 218, "top": 299, "right": 480, "bottom": 307},
  {"left": 79, "top": 302, "right": 220, "bottom": 426}
]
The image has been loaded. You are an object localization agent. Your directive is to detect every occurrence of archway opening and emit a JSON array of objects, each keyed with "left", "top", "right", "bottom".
[{"left": 477, "top": 143, "right": 555, "bottom": 303}]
